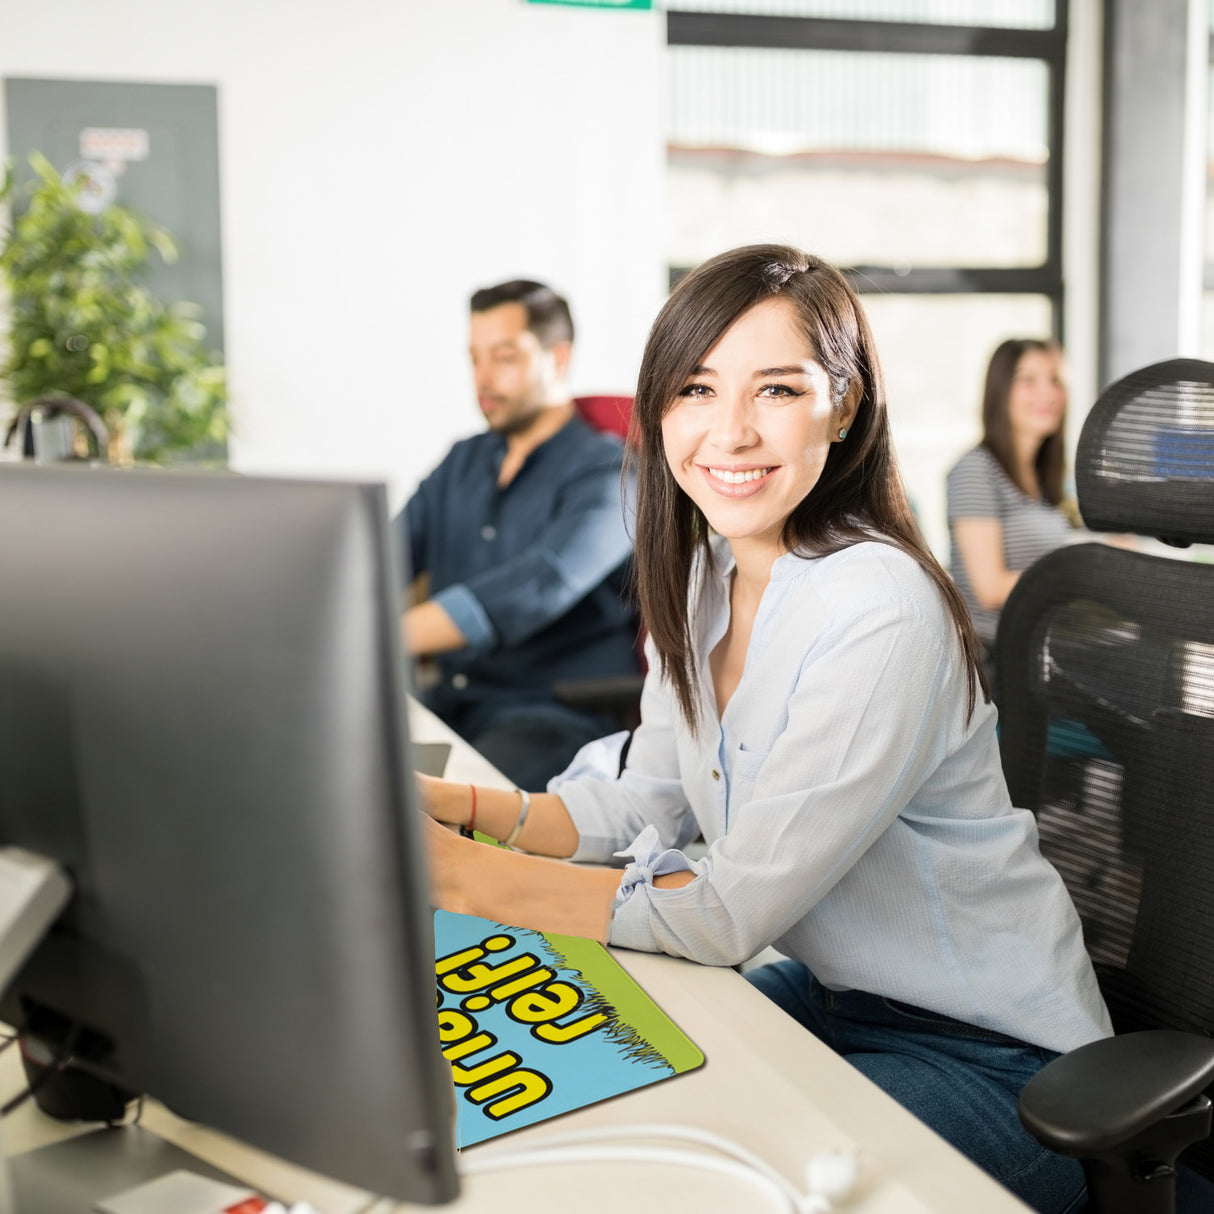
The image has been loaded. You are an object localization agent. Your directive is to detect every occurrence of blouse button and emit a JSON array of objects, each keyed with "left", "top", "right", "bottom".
[
  {"left": 452, "top": 673, "right": 469, "bottom": 690},
  {"left": 480, "top": 524, "right": 497, "bottom": 541},
  {"left": 711, "top": 769, "right": 720, "bottom": 781}
]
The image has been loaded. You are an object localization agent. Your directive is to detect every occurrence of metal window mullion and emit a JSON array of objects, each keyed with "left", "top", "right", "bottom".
[
  {"left": 1046, "top": 0, "right": 1068, "bottom": 340},
  {"left": 667, "top": 12, "right": 1066, "bottom": 63}
]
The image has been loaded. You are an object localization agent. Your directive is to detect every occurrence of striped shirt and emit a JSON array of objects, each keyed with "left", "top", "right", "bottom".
[
  {"left": 556, "top": 537, "right": 1111, "bottom": 1055},
  {"left": 947, "top": 445, "right": 1081, "bottom": 645}
]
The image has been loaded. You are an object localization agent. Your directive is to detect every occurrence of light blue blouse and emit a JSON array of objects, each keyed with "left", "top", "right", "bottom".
[{"left": 555, "top": 537, "right": 1112, "bottom": 1055}]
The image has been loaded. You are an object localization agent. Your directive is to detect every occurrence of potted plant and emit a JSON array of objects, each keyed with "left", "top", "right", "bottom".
[{"left": 0, "top": 152, "right": 228, "bottom": 465}]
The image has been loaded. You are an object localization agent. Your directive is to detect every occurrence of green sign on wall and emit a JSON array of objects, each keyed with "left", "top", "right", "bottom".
[{"left": 527, "top": 0, "right": 653, "bottom": 10}]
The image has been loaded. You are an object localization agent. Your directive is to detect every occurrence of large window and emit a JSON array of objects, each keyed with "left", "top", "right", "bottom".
[
  {"left": 1203, "top": 2, "right": 1214, "bottom": 360},
  {"left": 666, "top": 0, "right": 1066, "bottom": 557}
]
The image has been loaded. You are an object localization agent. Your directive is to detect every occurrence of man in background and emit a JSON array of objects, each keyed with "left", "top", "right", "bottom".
[{"left": 398, "top": 279, "right": 638, "bottom": 789}]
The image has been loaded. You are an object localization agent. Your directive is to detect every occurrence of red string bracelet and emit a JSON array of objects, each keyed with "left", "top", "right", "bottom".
[{"left": 468, "top": 784, "right": 477, "bottom": 832}]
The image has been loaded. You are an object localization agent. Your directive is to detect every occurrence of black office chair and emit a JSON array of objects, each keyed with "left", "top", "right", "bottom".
[{"left": 996, "top": 358, "right": 1214, "bottom": 1214}]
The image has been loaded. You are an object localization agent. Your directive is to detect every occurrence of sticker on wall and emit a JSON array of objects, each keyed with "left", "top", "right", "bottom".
[{"left": 80, "top": 126, "right": 150, "bottom": 167}]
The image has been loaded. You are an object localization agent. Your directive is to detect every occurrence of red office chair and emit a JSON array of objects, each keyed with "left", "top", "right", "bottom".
[{"left": 574, "top": 395, "right": 636, "bottom": 445}]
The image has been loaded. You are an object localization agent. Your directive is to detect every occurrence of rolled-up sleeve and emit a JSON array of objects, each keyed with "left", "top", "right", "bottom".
[{"left": 603, "top": 585, "right": 959, "bottom": 966}]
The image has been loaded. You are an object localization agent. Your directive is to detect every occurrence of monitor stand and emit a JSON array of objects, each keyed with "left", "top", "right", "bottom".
[
  {"left": 3, "top": 1126, "right": 251, "bottom": 1214},
  {"left": 0, "top": 849, "right": 248, "bottom": 1212}
]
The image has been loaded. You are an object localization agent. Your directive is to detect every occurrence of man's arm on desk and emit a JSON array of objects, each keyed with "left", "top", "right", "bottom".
[{"left": 401, "top": 599, "right": 467, "bottom": 656}]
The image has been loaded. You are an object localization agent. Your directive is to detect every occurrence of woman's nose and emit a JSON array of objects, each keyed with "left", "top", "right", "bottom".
[{"left": 709, "top": 395, "right": 756, "bottom": 450}]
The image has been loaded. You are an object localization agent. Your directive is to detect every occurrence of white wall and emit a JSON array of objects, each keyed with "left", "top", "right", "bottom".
[
  {"left": 1, "top": 1, "right": 1115, "bottom": 536},
  {"left": 0, "top": 0, "right": 667, "bottom": 510}
]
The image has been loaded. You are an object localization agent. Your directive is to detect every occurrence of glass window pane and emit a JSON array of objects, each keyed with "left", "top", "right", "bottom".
[
  {"left": 1204, "top": 63, "right": 1214, "bottom": 354},
  {"left": 663, "top": 0, "right": 1057, "bottom": 28},
  {"left": 668, "top": 46, "right": 1050, "bottom": 269},
  {"left": 862, "top": 293, "right": 1055, "bottom": 557}
]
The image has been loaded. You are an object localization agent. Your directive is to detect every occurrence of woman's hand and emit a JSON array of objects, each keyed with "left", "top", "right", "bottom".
[
  {"left": 414, "top": 773, "right": 471, "bottom": 827},
  {"left": 419, "top": 810, "right": 620, "bottom": 942},
  {"left": 421, "top": 811, "right": 472, "bottom": 914}
]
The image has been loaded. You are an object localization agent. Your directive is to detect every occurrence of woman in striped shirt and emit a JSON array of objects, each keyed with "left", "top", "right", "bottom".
[{"left": 947, "top": 339, "right": 1082, "bottom": 682}]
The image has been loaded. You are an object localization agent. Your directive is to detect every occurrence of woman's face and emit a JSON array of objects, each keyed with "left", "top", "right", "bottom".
[
  {"left": 1008, "top": 348, "right": 1067, "bottom": 444},
  {"left": 661, "top": 296, "right": 852, "bottom": 560}
]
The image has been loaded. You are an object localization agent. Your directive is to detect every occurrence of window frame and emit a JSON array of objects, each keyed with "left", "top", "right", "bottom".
[{"left": 665, "top": 6, "right": 1069, "bottom": 331}]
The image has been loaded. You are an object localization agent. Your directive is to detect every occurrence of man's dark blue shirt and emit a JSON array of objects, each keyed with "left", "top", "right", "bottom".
[{"left": 398, "top": 414, "right": 638, "bottom": 739}]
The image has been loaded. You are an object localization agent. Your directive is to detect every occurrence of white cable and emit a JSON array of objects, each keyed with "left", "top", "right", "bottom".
[
  {"left": 464, "top": 1144, "right": 806, "bottom": 1212},
  {"left": 462, "top": 1122, "right": 860, "bottom": 1214},
  {"left": 473, "top": 1123, "right": 793, "bottom": 1195}
]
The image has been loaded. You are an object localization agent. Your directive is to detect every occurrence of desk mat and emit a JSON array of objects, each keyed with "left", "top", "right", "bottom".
[{"left": 435, "top": 910, "right": 705, "bottom": 1148}]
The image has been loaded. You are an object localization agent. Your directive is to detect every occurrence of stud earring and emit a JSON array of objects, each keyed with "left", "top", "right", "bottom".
[{"left": 837, "top": 427, "right": 848, "bottom": 440}]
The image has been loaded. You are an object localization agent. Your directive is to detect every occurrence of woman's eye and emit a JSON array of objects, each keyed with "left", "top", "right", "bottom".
[
  {"left": 758, "top": 383, "right": 799, "bottom": 399},
  {"left": 678, "top": 383, "right": 711, "bottom": 398}
]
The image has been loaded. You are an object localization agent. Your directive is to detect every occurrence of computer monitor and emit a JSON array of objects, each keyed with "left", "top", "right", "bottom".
[{"left": 0, "top": 463, "right": 459, "bottom": 1205}]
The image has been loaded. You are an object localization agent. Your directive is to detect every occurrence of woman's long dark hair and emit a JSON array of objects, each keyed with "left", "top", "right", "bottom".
[
  {"left": 980, "top": 337, "right": 1067, "bottom": 505},
  {"left": 629, "top": 244, "right": 989, "bottom": 730}
]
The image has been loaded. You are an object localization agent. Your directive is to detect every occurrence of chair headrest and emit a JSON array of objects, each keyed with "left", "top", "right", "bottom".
[{"left": 1076, "top": 357, "right": 1214, "bottom": 548}]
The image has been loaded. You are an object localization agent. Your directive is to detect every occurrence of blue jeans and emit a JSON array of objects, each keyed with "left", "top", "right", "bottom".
[{"left": 746, "top": 959, "right": 1086, "bottom": 1214}]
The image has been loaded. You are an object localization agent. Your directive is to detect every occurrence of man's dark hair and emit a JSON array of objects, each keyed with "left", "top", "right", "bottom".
[{"left": 470, "top": 280, "right": 574, "bottom": 349}]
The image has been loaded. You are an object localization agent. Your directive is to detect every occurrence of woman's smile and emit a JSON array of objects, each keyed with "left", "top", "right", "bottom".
[{"left": 701, "top": 464, "right": 777, "bottom": 495}]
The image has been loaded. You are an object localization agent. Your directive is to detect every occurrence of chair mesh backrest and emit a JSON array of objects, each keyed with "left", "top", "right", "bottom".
[
  {"left": 997, "top": 358, "right": 1214, "bottom": 1182},
  {"left": 1076, "top": 357, "right": 1214, "bottom": 544}
]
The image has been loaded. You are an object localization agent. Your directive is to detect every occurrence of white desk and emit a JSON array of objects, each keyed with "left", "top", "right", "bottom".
[{"left": 0, "top": 702, "right": 1031, "bottom": 1214}]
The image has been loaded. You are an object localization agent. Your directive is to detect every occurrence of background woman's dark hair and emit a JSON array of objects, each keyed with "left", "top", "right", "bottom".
[
  {"left": 980, "top": 337, "right": 1066, "bottom": 505},
  {"left": 629, "top": 244, "right": 989, "bottom": 729}
]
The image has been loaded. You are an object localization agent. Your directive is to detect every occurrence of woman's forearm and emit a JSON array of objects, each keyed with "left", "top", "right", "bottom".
[
  {"left": 953, "top": 517, "right": 1019, "bottom": 610},
  {"left": 419, "top": 776, "right": 580, "bottom": 857},
  {"left": 429, "top": 824, "right": 622, "bottom": 943}
]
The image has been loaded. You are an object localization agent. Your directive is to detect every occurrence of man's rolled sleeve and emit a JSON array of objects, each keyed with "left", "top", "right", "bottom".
[{"left": 431, "top": 584, "right": 498, "bottom": 653}]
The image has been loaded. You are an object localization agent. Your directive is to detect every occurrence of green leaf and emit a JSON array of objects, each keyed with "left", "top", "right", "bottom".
[{"left": 0, "top": 152, "right": 228, "bottom": 464}]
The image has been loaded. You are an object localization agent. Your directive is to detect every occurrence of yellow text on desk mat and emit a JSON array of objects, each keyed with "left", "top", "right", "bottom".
[{"left": 434, "top": 909, "right": 705, "bottom": 1148}]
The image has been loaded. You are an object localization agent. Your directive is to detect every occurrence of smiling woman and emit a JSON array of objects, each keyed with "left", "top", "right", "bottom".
[
  {"left": 419, "top": 245, "right": 1112, "bottom": 1214},
  {"left": 660, "top": 297, "right": 852, "bottom": 559}
]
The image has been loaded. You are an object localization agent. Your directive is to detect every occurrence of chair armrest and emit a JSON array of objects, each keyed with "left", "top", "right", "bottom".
[
  {"left": 1019, "top": 1030, "right": 1214, "bottom": 1155},
  {"left": 552, "top": 674, "right": 645, "bottom": 716}
]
